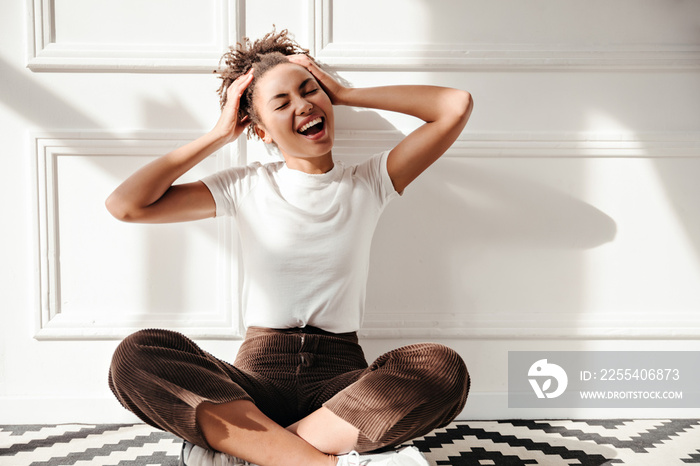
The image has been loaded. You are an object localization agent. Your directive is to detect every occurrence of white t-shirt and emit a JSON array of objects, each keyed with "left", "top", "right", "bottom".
[{"left": 201, "top": 151, "right": 399, "bottom": 333}]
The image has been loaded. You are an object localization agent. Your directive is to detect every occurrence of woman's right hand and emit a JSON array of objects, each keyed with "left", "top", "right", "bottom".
[{"left": 213, "top": 68, "right": 255, "bottom": 143}]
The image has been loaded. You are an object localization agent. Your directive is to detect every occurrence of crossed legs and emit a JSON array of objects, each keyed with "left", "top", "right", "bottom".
[
  {"left": 196, "top": 401, "right": 357, "bottom": 465},
  {"left": 109, "top": 329, "right": 469, "bottom": 466}
]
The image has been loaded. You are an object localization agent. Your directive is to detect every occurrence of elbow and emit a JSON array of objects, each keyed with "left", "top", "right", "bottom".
[
  {"left": 456, "top": 90, "right": 473, "bottom": 123},
  {"left": 105, "top": 193, "right": 137, "bottom": 222},
  {"left": 441, "top": 89, "right": 473, "bottom": 128}
]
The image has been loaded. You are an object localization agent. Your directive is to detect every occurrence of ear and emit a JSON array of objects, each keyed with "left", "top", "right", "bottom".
[{"left": 254, "top": 125, "right": 274, "bottom": 144}]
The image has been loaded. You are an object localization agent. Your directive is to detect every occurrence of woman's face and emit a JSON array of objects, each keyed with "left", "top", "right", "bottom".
[{"left": 253, "top": 63, "right": 335, "bottom": 162}]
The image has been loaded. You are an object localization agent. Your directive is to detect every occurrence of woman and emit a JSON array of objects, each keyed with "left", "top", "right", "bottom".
[{"left": 107, "top": 30, "right": 473, "bottom": 466}]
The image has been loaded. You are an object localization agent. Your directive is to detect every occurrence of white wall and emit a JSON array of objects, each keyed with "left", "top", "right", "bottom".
[{"left": 2, "top": 0, "right": 700, "bottom": 423}]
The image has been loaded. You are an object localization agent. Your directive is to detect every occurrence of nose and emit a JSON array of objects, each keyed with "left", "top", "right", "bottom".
[{"left": 295, "top": 98, "right": 313, "bottom": 115}]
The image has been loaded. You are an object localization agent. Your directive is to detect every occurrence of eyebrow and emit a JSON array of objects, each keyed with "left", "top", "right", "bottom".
[{"left": 268, "top": 78, "right": 315, "bottom": 104}]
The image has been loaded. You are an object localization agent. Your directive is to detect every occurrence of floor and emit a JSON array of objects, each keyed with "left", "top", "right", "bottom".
[{"left": 1, "top": 419, "right": 699, "bottom": 465}]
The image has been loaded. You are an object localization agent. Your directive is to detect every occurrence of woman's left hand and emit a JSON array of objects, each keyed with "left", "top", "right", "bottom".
[{"left": 288, "top": 54, "right": 348, "bottom": 105}]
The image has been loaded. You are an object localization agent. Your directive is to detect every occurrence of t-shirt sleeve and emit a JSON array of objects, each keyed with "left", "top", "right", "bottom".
[
  {"left": 353, "top": 150, "right": 401, "bottom": 208},
  {"left": 200, "top": 164, "right": 260, "bottom": 217}
]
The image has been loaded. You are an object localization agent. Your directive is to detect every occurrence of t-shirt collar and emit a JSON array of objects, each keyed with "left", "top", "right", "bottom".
[{"left": 279, "top": 161, "right": 341, "bottom": 187}]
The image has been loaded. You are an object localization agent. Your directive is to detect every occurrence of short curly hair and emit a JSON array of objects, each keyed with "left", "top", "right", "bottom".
[{"left": 216, "top": 28, "right": 312, "bottom": 139}]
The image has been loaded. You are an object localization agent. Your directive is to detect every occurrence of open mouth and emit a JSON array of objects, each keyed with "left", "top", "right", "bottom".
[{"left": 297, "top": 117, "right": 325, "bottom": 138}]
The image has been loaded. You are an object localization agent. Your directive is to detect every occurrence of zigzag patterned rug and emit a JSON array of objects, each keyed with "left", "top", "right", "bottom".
[{"left": 1, "top": 420, "right": 699, "bottom": 465}]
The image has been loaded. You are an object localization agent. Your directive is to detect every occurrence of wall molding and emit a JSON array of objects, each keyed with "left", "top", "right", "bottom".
[
  {"left": 316, "top": 44, "right": 700, "bottom": 71},
  {"left": 359, "top": 313, "right": 700, "bottom": 340},
  {"left": 30, "top": 131, "right": 245, "bottom": 340},
  {"left": 26, "top": 0, "right": 243, "bottom": 72},
  {"left": 333, "top": 130, "right": 700, "bottom": 158},
  {"left": 311, "top": 0, "right": 700, "bottom": 70}
]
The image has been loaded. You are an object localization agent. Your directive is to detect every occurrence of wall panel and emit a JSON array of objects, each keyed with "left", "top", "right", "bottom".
[
  {"left": 27, "top": 0, "right": 242, "bottom": 71},
  {"left": 31, "top": 133, "right": 243, "bottom": 339},
  {"left": 243, "top": 0, "right": 313, "bottom": 51},
  {"left": 314, "top": 0, "right": 700, "bottom": 69}
]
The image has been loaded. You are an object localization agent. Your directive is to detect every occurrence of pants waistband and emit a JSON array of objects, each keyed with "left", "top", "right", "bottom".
[{"left": 245, "top": 325, "right": 358, "bottom": 341}]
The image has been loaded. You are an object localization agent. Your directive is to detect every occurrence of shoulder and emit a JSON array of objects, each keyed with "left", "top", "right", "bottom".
[
  {"left": 349, "top": 151, "right": 389, "bottom": 177},
  {"left": 200, "top": 160, "right": 285, "bottom": 216},
  {"left": 207, "top": 160, "right": 283, "bottom": 184},
  {"left": 347, "top": 150, "right": 400, "bottom": 204}
]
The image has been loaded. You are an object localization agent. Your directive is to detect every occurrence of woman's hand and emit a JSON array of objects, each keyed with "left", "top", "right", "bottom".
[
  {"left": 287, "top": 54, "right": 348, "bottom": 105},
  {"left": 106, "top": 70, "right": 256, "bottom": 223},
  {"left": 213, "top": 68, "right": 255, "bottom": 143}
]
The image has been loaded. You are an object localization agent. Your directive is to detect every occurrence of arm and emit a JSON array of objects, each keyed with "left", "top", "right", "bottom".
[
  {"left": 105, "top": 69, "right": 254, "bottom": 223},
  {"left": 339, "top": 85, "right": 472, "bottom": 193},
  {"left": 288, "top": 56, "right": 473, "bottom": 193}
]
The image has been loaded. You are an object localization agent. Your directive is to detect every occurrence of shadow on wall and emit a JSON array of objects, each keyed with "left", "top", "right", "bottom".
[
  {"left": 424, "top": 159, "right": 617, "bottom": 250},
  {"left": 0, "top": 56, "right": 99, "bottom": 128},
  {"left": 367, "top": 155, "right": 617, "bottom": 318}
]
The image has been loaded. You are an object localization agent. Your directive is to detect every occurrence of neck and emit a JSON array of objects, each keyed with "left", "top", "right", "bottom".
[{"left": 282, "top": 151, "right": 334, "bottom": 174}]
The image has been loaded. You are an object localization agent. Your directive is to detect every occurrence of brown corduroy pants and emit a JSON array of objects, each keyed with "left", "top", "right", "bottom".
[{"left": 108, "top": 326, "right": 469, "bottom": 453}]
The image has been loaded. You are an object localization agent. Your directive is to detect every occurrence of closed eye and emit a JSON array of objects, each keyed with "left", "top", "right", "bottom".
[
  {"left": 305, "top": 88, "right": 319, "bottom": 96},
  {"left": 275, "top": 102, "right": 290, "bottom": 110}
]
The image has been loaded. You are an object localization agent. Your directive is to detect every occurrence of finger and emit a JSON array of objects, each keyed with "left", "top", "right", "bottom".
[
  {"left": 287, "top": 54, "right": 309, "bottom": 64},
  {"left": 288, "top": 54, "right": 314, "bottom": 70},
  {"left": 231, "top": 69, "right": 254, "bottom": 92},
  {"left": 224, "top": 71, "right": 254, "bottom": 108},
  {"left": 229, "top": 69, "right": 254, "bottom": 92},
  {"left": 291, "top": 57, "right": 327, "bottom": 84}
]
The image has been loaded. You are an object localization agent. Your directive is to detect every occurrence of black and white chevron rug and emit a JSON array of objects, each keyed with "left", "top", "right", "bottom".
[{"left": 2, "top": 420, "right": 699, "bottom": 465}]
